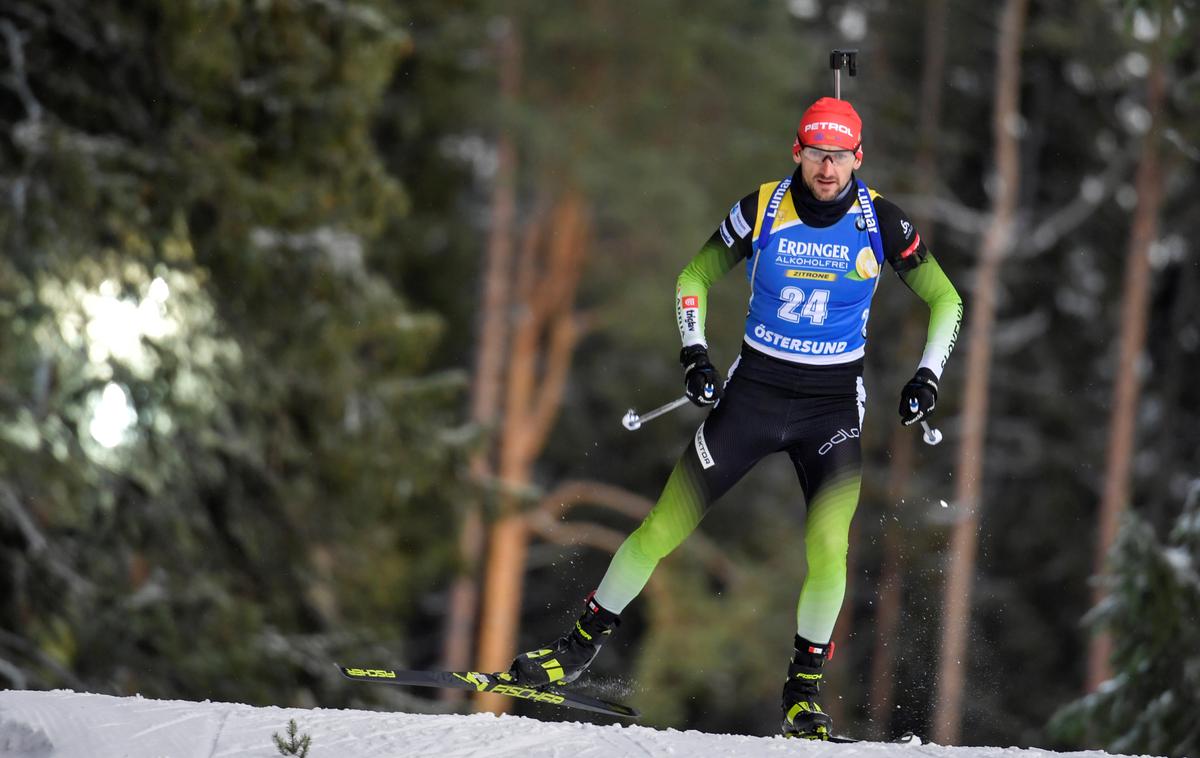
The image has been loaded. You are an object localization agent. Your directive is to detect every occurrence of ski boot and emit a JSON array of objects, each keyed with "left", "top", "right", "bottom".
[
  {"left": 508, "top": 593, "right": 620, "bottom": 688},
  {"left": 781, "top": 635, "right": 834, "bottom": 740}
]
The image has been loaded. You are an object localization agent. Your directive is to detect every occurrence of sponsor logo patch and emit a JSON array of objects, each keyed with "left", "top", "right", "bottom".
[
  {"left": 818, "top": 427, "right": 860, "bottom": 456},
  {"left": 772, "top": 239, "right": 849, "bottom": 260},
  {"left": 856, "top": 188, "right": 879, "bottom": 234},
  {"left": 854, "top": 247, "right": 880, "bottom": 279},
  {"left": 752, "top": 324, "right": 847, "bottom": 355},
  {"left": 719, "top": 222, "right": 734, "bottom": 247},
  {"left": 776, "top": 239, "right": 850, "bottom": 260},
  {"left": 786, "top": 270, "right": 837, "bottom": 281},
  {"left": 694, "top": 423, "right": 715, "bottom": 469},
  {"left": 728, "top": 203, "right": 751, "bottom": 237},
  {"left": 856, "top": 376, "right": 866, "bottom": 425},
  {"left": 492, "top": 684, "right": 566, "bottom": 704},
  {"left": 775, "top": 255, "right": 846, "bottom": 271},
  {"left": 346, "top": 668, "right": 397, "bottom": 679},
  {"left": 763, "top": 181, "right": 790, "bottom": 228},
  {"left": 803, "top": 121, "right": 855, "bottom": 138},
  {"left": 682, "top": 295, "right": 699, "bottom": 308}
]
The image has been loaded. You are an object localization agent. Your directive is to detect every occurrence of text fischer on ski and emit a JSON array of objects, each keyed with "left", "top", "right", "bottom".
[{"left": 506, "top": 96, "right": 963, "bottom": 740}]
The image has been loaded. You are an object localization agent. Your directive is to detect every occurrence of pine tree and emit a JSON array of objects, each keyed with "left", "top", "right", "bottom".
[
  {"left": 273, "top": 719, "right": 312, "bottom": 757},
  {"left": 0, "top": 0, "right": 471, "bottom": 705},
  {"left": 1050, "top": 482, "right": 1200, "bottom": 757}
]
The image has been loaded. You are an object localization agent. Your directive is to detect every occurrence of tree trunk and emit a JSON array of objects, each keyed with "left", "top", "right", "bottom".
[
  {"left": 931, "top": 0, "right": 1028, "bottom": 744},
  {"left": 473, "top": 188, "right": 591, "bottom": 713},
  {"left": 439, "top": 20, "right": 521, "bottom": 696},
  {"left": 1150, "top": 251, "right": 1196, "bottom": 531},
  {"left": 867, "top": 0, "right": 948, "bottom": 739},
  {"left": 1086, "top": 35, "right": 1167, "bottom": 693}
]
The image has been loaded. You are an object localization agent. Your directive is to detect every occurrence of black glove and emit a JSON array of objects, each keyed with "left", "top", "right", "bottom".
[
  {"left": 898, "top": 368, "right": 938, "bottom": 426},
  {"left": 680, "top": 345, "right": 723, "bottom": 407}
]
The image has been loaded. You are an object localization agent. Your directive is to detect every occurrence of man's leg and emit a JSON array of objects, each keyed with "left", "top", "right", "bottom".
[
  {"left": 794, "top": 469, "right": 861, "bottom": 642},
  {"left": 595, "top": 369, "right": 784, "bottom": 611},
  {"left": 510, "top": 370, "right": 779, "bottom": 687},
  {"left": 595, "top": 449, "right": 715, "bottom": 610},
  {"left": 790, "top": 372, "right": 865, "bottom": 642},
  {"left": 778, "top": 467, "right": 861, "bottom": 739},
  {"left": 781, "top": 376, "right": 864, "bottom": 738},
  {"left": 507, "top": 449, "right": 724, "bottom": 688}
]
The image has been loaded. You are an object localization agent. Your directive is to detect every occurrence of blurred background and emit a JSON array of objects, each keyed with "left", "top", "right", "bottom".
[{"left": 1, "top": 0, "right": 1197, "bottom": 754}]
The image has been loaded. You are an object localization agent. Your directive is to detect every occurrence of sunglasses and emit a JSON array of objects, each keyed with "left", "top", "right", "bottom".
[{"left": 799, "top": 146, "right": 857, "bottom": 166}]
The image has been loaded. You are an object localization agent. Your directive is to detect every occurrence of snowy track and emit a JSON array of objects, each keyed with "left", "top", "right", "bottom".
[{"left": 0, "top": 690, "right": 1154, "bottom": 758}]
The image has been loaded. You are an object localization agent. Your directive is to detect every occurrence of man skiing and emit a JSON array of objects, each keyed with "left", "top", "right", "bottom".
[{"left": 506, "top": 96, "right": 963, "bottom": 740}]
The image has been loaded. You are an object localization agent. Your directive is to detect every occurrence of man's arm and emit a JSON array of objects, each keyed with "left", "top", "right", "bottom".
[
  {"left": 898, "top": 254, "right": 963, "bottom": 376},
  {"left": 676, "top": 193, "right": 757, "bottom": 347},
  {"left": 874, "top": 195, "right": 963, "bottom": 377}
]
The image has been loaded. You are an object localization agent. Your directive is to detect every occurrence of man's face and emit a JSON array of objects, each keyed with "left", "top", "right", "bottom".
[{"left": 794, "top": 145, "right": 862, "bottom": 201}]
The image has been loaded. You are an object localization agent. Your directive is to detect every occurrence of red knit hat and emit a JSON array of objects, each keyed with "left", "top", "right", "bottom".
[{"left": 793, "top": 97, "right": 864, "bottom": 159}]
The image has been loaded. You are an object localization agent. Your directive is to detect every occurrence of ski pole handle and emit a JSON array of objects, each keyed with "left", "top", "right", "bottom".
[
  {"left": 920, "top": 420, "right": 943, "bottom": 446},
  {"left": 622, "top": 396, "right": 690, "bottom": 431}
]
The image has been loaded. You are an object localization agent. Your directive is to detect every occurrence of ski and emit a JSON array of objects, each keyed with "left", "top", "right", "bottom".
[
  {"left": 825, "top": 732, "right": 923, "bottom": 745},
  {"left": 337, "top": 664, "right": 641, "bottom": 719}
]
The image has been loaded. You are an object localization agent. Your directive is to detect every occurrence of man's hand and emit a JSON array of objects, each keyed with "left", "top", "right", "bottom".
[
  {"left": 680, "top": 345, "right": 723, "bottom": 407},
  {"left": 898, "top": 368, "right": 938, "bottom": 426}
]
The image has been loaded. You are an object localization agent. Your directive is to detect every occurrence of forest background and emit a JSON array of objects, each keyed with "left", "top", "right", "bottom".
[{"left": 1, "top": 0, "right": 1198, "bottom": 755}]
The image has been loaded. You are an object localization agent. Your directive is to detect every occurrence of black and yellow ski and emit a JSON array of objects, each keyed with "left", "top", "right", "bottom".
[
  {"left": 825, "top": 732, "right": 923, "bottom": 745},
  {"left": 337, "top": 665, "right": 640, "bottom": 719}
]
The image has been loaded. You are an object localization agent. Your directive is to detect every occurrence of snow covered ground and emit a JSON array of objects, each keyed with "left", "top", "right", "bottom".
[{"left": 0, "top": 689, "right": 1157, "bottom": 758}]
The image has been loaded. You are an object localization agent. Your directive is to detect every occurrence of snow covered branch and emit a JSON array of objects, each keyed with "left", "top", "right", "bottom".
[{"left": 1, "top": 18, "right": 43, "bottom": 122}]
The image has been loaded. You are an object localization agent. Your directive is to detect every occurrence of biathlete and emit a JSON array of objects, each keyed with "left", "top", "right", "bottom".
[{"left": 507, "top": 96, "right": 963, "bottom": 740}]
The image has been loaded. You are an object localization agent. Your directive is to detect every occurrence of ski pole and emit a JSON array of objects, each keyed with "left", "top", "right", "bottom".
[
  {"left": 921, "top": 420, "right": 943, "bottom": 446},
  {"left": 622, "top": 396, "right": 690, "bottom": 431}
]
